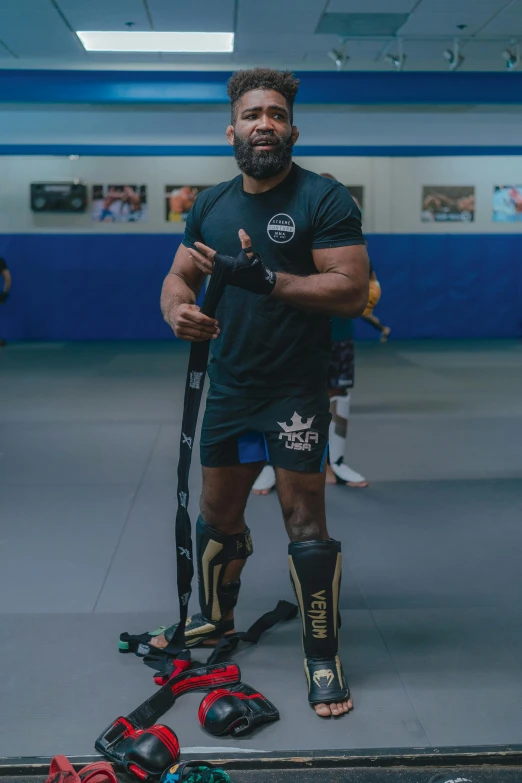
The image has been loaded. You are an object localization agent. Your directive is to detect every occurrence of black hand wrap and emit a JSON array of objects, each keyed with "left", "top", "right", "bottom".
[
  {"left": 199, "top": 682, "right": 279, "bottom": 737},
  {"left": 214, "top": 247, "right": 276, "bottom": 296}
]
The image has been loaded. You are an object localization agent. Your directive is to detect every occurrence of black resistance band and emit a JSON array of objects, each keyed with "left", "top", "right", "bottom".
[{"left": 168, "top": 259, "right": 230, "bottom": 654}]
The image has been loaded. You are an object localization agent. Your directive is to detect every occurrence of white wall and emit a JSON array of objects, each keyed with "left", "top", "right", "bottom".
[
  {"left": 0, "top": 105, "right": 522, "bottom": 147},
  {"left": 1, "top": 153, "right": 522, "bottom": 235}
]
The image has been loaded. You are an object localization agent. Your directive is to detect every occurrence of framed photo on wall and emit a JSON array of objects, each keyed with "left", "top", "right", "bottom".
[
  {"left": 492, "top": 186, "right": 522, "bottom": 222},
  {"left": 165, "top": 185, "right": 211, "bottom": 222},
  {"left": 92, "top": 185, "right": 148, "bottom": 223},
  {"left": 421, "top": 186, "right": 475, "bottom": 223}
]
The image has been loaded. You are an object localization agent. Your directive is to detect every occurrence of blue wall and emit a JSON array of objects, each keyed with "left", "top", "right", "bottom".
[{"left": 0, "top": 233, "right": 521, "bottom": 341}]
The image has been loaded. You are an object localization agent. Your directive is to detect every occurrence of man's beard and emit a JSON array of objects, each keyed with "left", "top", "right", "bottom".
[{"left": 233, "top": 133, "right": 293, "bottom": 180}]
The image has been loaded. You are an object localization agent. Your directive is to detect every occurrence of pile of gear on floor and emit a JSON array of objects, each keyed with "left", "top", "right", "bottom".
[
  {"left": 47, "top": 604, "right": 295, "bottom": 783},
  {"left": 52, "top": 599, "right": 295, "bottom": 783}
]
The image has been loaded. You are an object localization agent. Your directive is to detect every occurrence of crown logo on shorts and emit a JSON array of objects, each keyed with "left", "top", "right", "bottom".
[{"left": 277, "top": 411, "right": 316, "bottom": 433}]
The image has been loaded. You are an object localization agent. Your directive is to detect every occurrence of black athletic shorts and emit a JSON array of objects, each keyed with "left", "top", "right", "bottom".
[
  {"left": 200, "top": 386, "right": 331, "bottom": 473},
  {"left": 327, "top": 339, "right": 355, "bottom": 390}
]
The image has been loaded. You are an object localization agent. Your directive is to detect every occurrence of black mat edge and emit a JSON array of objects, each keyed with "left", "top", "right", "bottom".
[{"left": 2, "top": 745, "right": 522, "bottom": 775}]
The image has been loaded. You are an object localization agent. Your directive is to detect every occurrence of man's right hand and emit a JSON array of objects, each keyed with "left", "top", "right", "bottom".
[{"left": 168, "top": 303, "right": 220, "bottom": 342}]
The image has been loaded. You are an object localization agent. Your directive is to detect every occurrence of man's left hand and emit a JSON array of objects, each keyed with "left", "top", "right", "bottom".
[
  {"left": 188, "top": 230, "right": 276, "bottom": 296},
  {"left": 187, "top": 229, "right": 254, "bottom": 276}
]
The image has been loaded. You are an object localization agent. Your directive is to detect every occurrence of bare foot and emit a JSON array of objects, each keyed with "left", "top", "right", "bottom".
[
  {"left": 326, "top": 464, "right": 369, "bottom": 488},
  {"left": 149, "top": 632, "right": 173, "bottom": 650},
  {"left": 251, "top": 465, "right": 276, "bottom": 496},
  {"left": 314, "top": 697, "right": 353, "bottom": 717},
  {"left": 380, "top": 326, "right": 391, "bottom": 343}
]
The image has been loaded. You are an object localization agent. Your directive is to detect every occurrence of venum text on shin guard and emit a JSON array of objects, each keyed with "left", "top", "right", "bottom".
[{"left": 308, "top": 590, "right": 328, "bottom": 639}]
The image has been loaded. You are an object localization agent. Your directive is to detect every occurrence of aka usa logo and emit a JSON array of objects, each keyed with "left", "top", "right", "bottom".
[
  {"left": 277, "top": 411, "right": 319, "bottom": 452},
  {"left": 267, "top": 213, "right": 295, "bottom": 244}
]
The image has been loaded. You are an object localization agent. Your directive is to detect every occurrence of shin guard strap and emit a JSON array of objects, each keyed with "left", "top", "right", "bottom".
[{"left": 288, "top": 538, "right": 342, "bottom": 659}]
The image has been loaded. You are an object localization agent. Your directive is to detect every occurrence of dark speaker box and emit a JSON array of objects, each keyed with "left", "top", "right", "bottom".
[{"left": 30, "top": 182, "right": 87, "bottom": 213}]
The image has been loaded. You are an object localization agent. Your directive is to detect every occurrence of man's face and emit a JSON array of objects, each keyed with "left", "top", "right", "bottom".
[{"left": 227, "top": 89, "right": 299, "bottom": 180}]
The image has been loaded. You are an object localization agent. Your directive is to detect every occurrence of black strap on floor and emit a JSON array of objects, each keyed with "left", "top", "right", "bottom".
[
  {"left": 169, "top": 260, "right": 230, "bottom": 656},
  {"left": 205, "top": 599, "right": 298, "bottom": 664},
  {"left": 143, "top": 599, "right": 298, "bottom": 678}
]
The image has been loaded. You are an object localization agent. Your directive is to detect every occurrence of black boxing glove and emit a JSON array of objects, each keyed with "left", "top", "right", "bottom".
[
  {"left": 95, "top": 718, "right": 179, "bottom": 781},
  {"left": 198, "top": 682, "right": 279, "bottom": 737},
  {"left": 214, "top": 248, "right": 276, "bottom": 296},
  {"left": 0, "top": 292, "right": 8, "bottom": 304}
]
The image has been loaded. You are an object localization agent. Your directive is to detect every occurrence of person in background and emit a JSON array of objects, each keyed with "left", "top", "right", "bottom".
[
  {"left": 252, "top": 174, "right": 368, "bottom": 493},
  {"left": 321, "top": 174, "right": 367, "bottom": 488},
  {"left": 325, "top": 310, "right": 368, "bottom": 488},
  {"left": 0, "top": 256, "right": 12, "bottom": 348},
  {"left": 361, "top": 263, "right": 390, "bottom": 343}
]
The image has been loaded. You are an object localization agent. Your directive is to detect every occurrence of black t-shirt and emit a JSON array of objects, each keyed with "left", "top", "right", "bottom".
[{"left": 183, "top": 163, "right": 365, "bottom": 397}]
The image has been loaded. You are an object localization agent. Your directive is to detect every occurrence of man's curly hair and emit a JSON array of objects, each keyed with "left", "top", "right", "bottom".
[{"left": 227, "top": 68, "right": 300, "bottom": 124}]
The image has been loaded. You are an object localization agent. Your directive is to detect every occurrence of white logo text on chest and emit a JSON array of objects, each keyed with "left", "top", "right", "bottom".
[{"left": 267, "top": 213, "right": 296, "bottom": 244}]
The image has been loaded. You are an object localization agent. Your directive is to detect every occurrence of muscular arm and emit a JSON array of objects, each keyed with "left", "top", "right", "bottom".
[
  {"left": 189, "top": 232, "right": 370, "bottom": 319},
  {"left": 160, "top": 243, "right": 219, "bottom": 341},
  {"left": 271, "top": 244, "right": 370, "bottom": 318}
]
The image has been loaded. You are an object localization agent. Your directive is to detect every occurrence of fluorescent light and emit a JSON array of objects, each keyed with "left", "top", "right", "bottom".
[{"left": 76, "top": 31, "right": 234, "bottom": 53}]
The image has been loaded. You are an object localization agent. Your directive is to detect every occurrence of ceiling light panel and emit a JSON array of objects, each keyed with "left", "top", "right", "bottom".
[
  {"left": 235, "top": 33, "right": 337, "bottom": 55},
  {"left": 76, "top": 31, "right": 234, "bottom": 52}
]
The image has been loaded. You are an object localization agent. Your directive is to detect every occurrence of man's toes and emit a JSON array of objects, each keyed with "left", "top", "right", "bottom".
[
  {"left": 149, "top": 634, "right": 168, "bottom": 649},
  {"left": 314, "top": 703, "right": 332, "bottom": 717},
  {"left": 314, "top": 699, "right": 353, "bottom": 717}
]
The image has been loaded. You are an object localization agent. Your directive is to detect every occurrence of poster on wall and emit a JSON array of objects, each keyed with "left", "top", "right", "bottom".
[
  {"left": 346, "top": 185, "right": 364, "bottom": 214},
  {"left": 92, "top": 185, "right": 148, "bottom": 223},
  {"left": 165, "top": 185, "right": 211, "bottom": 222},
  {"left": 421, "top": 186, "right": 475, "bottom": 223},
  {"left": 492, "top": 186, "right": 522, "bottom": 222}
]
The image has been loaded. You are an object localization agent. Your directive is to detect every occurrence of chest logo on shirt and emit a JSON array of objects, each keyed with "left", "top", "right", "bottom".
[{"left": 267, "top": 213, "right": 295, "bottom": 244}]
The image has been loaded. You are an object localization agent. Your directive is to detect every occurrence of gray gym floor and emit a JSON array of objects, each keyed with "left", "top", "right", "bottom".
[{"left": 1, "top": 339, "right": 522, "bottom": 760}]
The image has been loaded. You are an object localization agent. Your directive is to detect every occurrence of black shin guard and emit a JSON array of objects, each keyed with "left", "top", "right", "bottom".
[
  {"left": 161, "top": 517, "right": 252, "bottom": 648},
  {"left": 288, "top": 539, "right": 349, "bottom": 706},
  {"left": 196, "top": 515, "right": 253, "bottom": 623}
]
